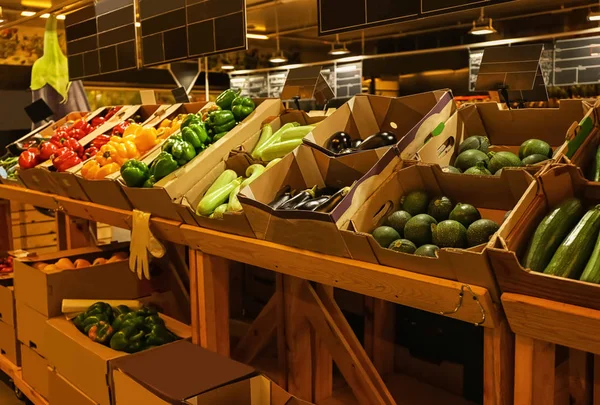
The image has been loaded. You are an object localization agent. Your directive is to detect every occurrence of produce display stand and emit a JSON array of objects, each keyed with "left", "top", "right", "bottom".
[
  {"left": 0, "top": 183, "right": 513, "bottom": 405},
  {"left": 0, "top": 353, "right": 48, "bottom": 405}
]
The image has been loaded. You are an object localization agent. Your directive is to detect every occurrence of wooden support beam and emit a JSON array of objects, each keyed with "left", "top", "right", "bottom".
[
  {"left": 303, "top": 282, "right": 395, "bottom": 405},
  {"left": 594, "top": 355, "right": 600, "bottom": 405},
  {"left": 56, "top": 211, "right": 94, "bottom": 250},
  {"left": 569, "top": 349, "right": 592, "bottom": 405},
  {"left": 189, "top": 248, "right": 200, "bottom": 346},
  {"left": 0, "top": 200, "right": 13, "bottom": 251},
  {"left": 192, "top": 250, "right": 230, "bottom": 356},
  {"left": 364, "top": 297, "right": 396, "bottom": 376},
  {"left": 283, "top": 276, "right": 313, "bottom": 401},
  {"left": 313, "top": 286, "right": 333, "bottom": 402},
  {"left": 514, "top": 335, "right": 556, "bottom": 405},
  {"left": 484, "top": 319, "right": 514, "bottom": 405},
  {"left": 232, "top": 294, "right": 277, "bottom": 364},
  {"left": 275, "top": 274, "right": 287, "bottom": 389}
]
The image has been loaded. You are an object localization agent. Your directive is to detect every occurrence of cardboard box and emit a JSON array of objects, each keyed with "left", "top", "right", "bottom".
[
  {"left": 17, "top": 107, "right": 107, "bottom": 195},
  {"left": 238, "top": 144, "right": 378, "bottom": 258},
  {"left": 50, "top": 370, "right": 98, "bottom": 405},
  {"left": 303, "top": 92, "right": 456, "bottom": 183},
  {"left": 0, "top": 320, "right": 20, "bottom": 366},
  {"left": 341, "top": 160, "right": 535, "bottom": 302},
  {"left": 14, "top": 244, "right": 159, "bottom": 317},
  {"left": 21, "top": 344, "right": 49, "bottom": 400},
  {"left": 16, "top": 301, "right": 48, "bottom": 357},
  {"left": 488, "top": 164, "right": 600, "bottom": 310},
  {"left": 122, "top": 99, "right": 284, "bottom": 221},
  {"left": 46, "top": 314, "right": 191, "bottom": 405},
  {"left": 415, "top": 100, "right": 590, "bottom": 169},
  {"left": 58, "top": 103, "right": 209, "bottom": 210},
  {"left": 0, "top": 285, "right": 15, "bottom": 326},
  {"left": 178, "top": 110, "right": 325, "bottom": 236},
  {"left": 111, "top": 340, "right": 312, "bottom": 405}
]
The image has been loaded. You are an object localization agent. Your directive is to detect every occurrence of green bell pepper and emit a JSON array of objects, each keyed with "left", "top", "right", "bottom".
[
  {"left": 180, "top": 114, "right": 202, "bottom": 130},
  {"left": 112, "top": 305, "right": 131, "bottom": 318},
  {"left": 110, "top": 326, "right": 146, "bottom": 353},
  {"left": 206, "top": 110, "right": 237, "bottom": 137},
  {"left": 88, "top": 321, "right": 114, "bottom": 344},
  {"left": 212, "top": 132, "right": 228, "bottom": 142},
  {"left": 144, "top": 314, "right": 165, "bottom": 326},
  {"left": 145, "top": 324, "right": 178, "bottom": 346},
  {"left": 215, "top": 88, "right": 241, "bottom": 110},
  {"left": 74, "top": 302, "right": 114, "bottom": 333},
  {"left": 171, "top": 140, "right": 196, "bottom": 165},
  {"left": 181, "top": 124, "right": 208, "bottom": 149},
  {"left": 231, "top": 96, "right": 255, "bottom": 121},
  {"left": 162, "top": 134, "right": 183, "bottom": 154},
  {"left": 143, "top": 175, "right": 156, "bottom": 188},
  {"left": 152, "top": 152, "right": 179, "bottom": 180},
  {"left": 120, "top": 160, "right": 150, "bottom": 188}
]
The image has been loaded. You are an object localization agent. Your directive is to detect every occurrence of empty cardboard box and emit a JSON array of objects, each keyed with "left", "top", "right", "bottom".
[
  {"left": 16, "top": 301, "right": 49, "bottom": 358},
  {"left": 0, "top": 320, "right": 19, "bottom": 366},
  {"left": 21, "top": 344, "right": 49, "bottom": 400}
]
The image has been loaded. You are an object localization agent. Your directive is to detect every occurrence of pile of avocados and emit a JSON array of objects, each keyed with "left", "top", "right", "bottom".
[
  {"left": 371, "top": 191, "right": 502, "bottom": 257},
  {"left": 442, "top": 136, "right": 553, "bottom": 176}
]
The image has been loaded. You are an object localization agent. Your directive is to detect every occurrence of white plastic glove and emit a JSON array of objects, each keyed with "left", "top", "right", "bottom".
[{"left": 129, "top": 210, "right": 166, "bottom": 280}]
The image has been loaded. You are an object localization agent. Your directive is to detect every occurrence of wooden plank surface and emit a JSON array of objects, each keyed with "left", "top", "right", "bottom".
[
  {"left": 513, "top": 335, "right": 556, "bottom": 405},
  {"left": 0, "top": 184, "right": 501, "bottom": 329},
  {"left": 503, "top": 293, "right": 600, "bottom": 355},
  {"left": 483, "top": 319, "right": 514, "bottom": 405}
]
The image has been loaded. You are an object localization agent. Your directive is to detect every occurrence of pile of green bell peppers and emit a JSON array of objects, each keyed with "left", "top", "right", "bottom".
[
  {"left": 73, "top": 302, "right": 179, "bottom": 354},
  {"left": 123, "top": 89, "right": 255, "bottom": 188}
]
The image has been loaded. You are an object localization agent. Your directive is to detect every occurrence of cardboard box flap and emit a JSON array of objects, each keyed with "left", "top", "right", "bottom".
[{"left": 112, "top": 341, "right": 256, "bottom": 404}]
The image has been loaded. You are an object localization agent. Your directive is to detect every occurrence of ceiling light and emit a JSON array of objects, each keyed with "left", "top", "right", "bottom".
[
  {"left": 40, "top": 13, "right": 49, "bottom": 18},
  {"left": 21, "top": 11, "right": 35, "bottom": 16},
  {"left": 21, "top": 0, "right": 51, "bottom": 8},
  {"left": 56, "top": 14, "right": 65, "bottom": 20},
  {"left": 329, "top": 44, "right": 350, "bottom": 56},
  {"left": 269, "top": 51, "right": 287, "bottom": 64},
  {"left": 247, "top": 33, "right": 269, "bottom": 40},
  {"left": 221, "top": 64, "right": 235, "bottom": 70},
  {"left": 589, "top": 11, "right": 600, "bottom": 21},
  {"left": 469, "top": 8, "right": 497, "bottom": 36},
  {"left": 135, "top": 22, "right": 141, "bottom": 27}
]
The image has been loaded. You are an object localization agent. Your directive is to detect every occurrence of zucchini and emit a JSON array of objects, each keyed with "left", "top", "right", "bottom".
[
  {"left": 250, "top": 125, "right": 273, "bottom": 159},
  {"left": 260, "top": 139, "right": 303, "bottom": 162},
  {"left": 593, "top": 145, "right": 600, "bottom": 182},
  {"left": 227, "top": 184, "right": 242, "bottom": 212},
  {"left": 279, "top": 125, "right": 315, "bottom": 141},
  {"left": 205, "top": 170, "right": 237, "bottom": 197},
  {"left": 523, "top": 198, "right": 584, "bottom": 272},
  {"left": 580, "top": 230, "right": 600, "bottom": 283},
  {"left": 543, "top": 204, "right": 600, "bottom": 278},
  {"left": 241, "top": 164, "right": 265, "bottom": 188},
  {"left": 197, "top": 177, "right": 242, "bottom": 216}
]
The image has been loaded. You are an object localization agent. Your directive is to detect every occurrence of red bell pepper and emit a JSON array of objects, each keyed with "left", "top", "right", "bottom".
[
  {"left": 84, "top": 146, "right": 98, "bottom": 160},
  {"left": 53, "top": 150, "right": 81, "bottom": 172},
  {"left": 40, "top": 142, "right": 60, "bottom": 160},
  {"left": 68, "top": 128, "right": 86, "bottom": 140},
  {"left": 91, "top": 134, "right": 111, "bottom": 149},
  {"left": 104, "top": 106, "right": 122, "bottom": 121},
  {"left": 91, "top": 116, "right": 105, "bottom": 128},
  {"left": 18, "top": 150, "right": 40, "bottom": 169},
  {"left": 111, "top": 120, "right": 131, "bottom": 136}
]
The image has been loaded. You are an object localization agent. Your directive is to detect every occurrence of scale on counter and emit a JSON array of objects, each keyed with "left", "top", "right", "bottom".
[
  {"left": 475, "top": 44, "right": 548, "bottom": 109},
  {"left": 280, "top": 66, "right": 335, "bottom": 110}
]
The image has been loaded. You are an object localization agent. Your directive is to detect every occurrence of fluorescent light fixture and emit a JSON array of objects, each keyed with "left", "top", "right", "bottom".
[
  {"left": 589, "top": 11, "right": 600, "bottom": 21},
  {"left": 329, "top": 43, "right": 350, "bottom": 56},
  {"left": 221, "top": 64, "right": 235, "bottom": 70},
  {"left": 20, "top": 11, "right": 35, "bottom": 16},
  {"left": 40, "top": 13, "right": 49, "bottom": 18},
  {"left": 21, "top": 0, "right": 51, "bottom": 8},
  {"left": 135, "top": 22, "right": 141, "bottom": 27},
  {"left": 57, "top": 14, "right": 65, "bottom": 20},
  {"left": 269, "top": 50, "right": 287, "bottom": 64},
  {"left": 247, "top": 33, "right": 269, "bottom": 40},
  {"left": 469, "top": 18, "right": 497, "bottom": 35}
]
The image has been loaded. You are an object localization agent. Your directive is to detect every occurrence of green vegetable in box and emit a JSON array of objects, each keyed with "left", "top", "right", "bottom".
[
  {"left": 231, "top": 96, "right": 255, "bottom": 121},
  {"left": 171, "top": 139, "right": 197, "bottom": 165},
  {"left": 215, "top": 88, "right": 241, "bottom": 110},
  {"left": 121, "top": 160, "right": 150, "bottom": 188},
  {"left": 151, "top": 152, "right": 179, "bottom": 180},
  {"left": 205, "top": 110, "right": 237, "bottom": 137}
]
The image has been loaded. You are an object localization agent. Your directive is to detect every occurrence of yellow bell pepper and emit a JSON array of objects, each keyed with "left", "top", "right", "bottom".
[
  {"left": 123, "top": 123, "right": 141, "bottom": 137},
  {"left": 95, "top": 162, "right": 120, "bottom": 179},
  {"left": 134, "top": 127, "right": 158, "bottom": 152},
  {"left": 159, "top": 119, "right": 171, "bottom": 128},
  {"left": 96, "top": 143, "right": 117, "bottom": 166},
  {"left": 81, "top": 160, "right": 100, "bottom": 179},
  {"left": 157, "top": 127, "right": 172, "bottom": 140},
  {"left": 112, "top": 140, "right": 140, "bottom": 165}
]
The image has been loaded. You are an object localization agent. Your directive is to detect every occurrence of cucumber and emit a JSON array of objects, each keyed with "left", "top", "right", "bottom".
[
  {"left": 543, "top": 204, "right": 600, "bottom": 279},
  {"left": 580, "top": 230, "right": 600, "bottom": 283},
  {"left": 592, "top": 145, "right": 600, "bottom": 182},
  {"left": 523, "top": 198, "right": 583, "bottom": 272}
]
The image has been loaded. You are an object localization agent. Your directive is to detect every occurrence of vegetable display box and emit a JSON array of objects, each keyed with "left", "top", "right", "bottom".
[
  {"left": 488, "top": 164, "right": 600, "bottom": 310},
  {"left": 415, "top": 100, "right": 590, "bottom": 174},
  {"left": 237, "top": 145, "right": 372, "bottom": 258},
  {"left": 13, "top": 244, "right": 160, "bottom": 318},
  {"left": 111, "top": 340, "right": 313, "bottom": 405},
  {"left": 46, "top": 312, "right": 190, "bottom": 405},
  {"left": 52, "top": 104, "right": 185, "bottom": 210},
  {"left": 122, "top": 99, "right": 282, "bottom": 222},
  {"left": 303, "top": 91, "right": 456, "bottom": 181},
  {"left": 339, "top": 158, "right": 534, "bottom": 303},
  {"left": 17, "top": 108, "right": 105, "bottom": 194},
  {"left": 178, "top": 110, "right": 324, "bottom": 236}
]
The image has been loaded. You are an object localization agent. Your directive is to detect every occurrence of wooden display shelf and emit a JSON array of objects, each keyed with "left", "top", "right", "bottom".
[
  {"left": 0, "top": 354, "right": 48, "bottom": 405},
  {"left": 0, "top": 184, "right": 501, "bottom": 328}
]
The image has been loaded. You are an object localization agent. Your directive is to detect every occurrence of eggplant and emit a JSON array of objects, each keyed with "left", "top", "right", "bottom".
[
  {"left": 295, "top": 196, "right": 330, "bottom": 211},
  {"left": 338, "top": 148, "right": 356, "bottom": 155},
  {"left": 351, "top": 139, "right": 363, "bottom": 149},
  {"left": 326, "top": 131, "right": 352, "bottom": 153},
  {"left": 315, "top": 187, "right": 351, "bottom": 213},
  {"left": 269, "top": 193, "right": 292, "bottom": 209},
  {"left": 357, "top": 131, "right": 397, "bottom": 151},
  {"left": 279, "top": 186, "right": 317, "bottom": 210}
]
